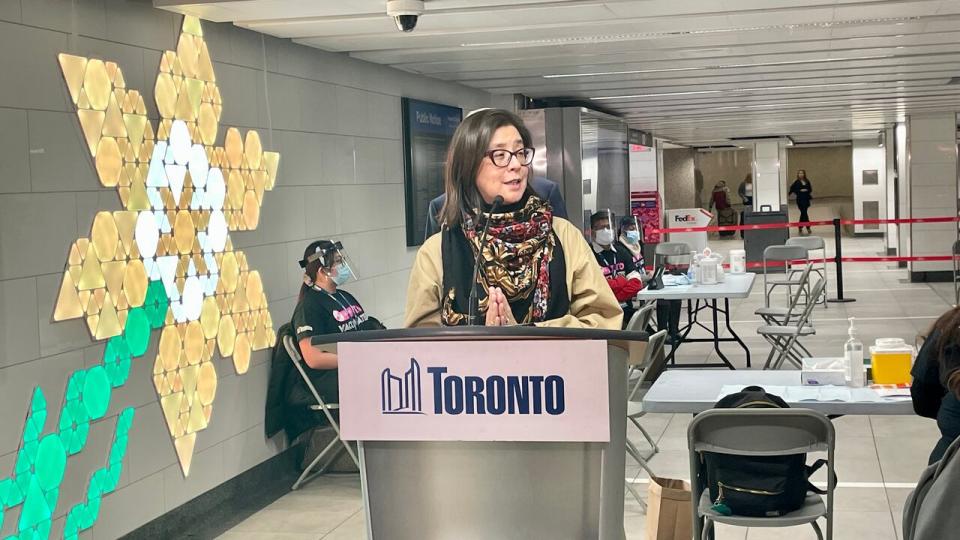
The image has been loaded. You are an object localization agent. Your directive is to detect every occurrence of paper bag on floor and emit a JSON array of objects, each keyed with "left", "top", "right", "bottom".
[{"left": 646, "top": 476, "right": 693, "bottom": 540}]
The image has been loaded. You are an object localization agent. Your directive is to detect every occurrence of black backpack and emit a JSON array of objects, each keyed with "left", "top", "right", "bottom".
[{"left": 703, "top": 386, "right": 829, "bottom": 517}]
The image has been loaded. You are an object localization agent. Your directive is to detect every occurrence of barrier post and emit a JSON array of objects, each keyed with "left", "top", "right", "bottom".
[{"left": 828, "top": 217, "right": 856, "bottom": 303}]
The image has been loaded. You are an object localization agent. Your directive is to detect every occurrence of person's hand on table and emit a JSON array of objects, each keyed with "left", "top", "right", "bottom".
[{"left": 485, "top": 286, "right": 517, "bottom": 326}]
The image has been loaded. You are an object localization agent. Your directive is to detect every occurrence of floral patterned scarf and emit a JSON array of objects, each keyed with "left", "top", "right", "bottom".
[{"left": 441, "top": 195, "right": 560, "bottom": 325}]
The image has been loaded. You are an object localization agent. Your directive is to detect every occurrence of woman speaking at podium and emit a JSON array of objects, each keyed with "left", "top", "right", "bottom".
[{"left": 404, "top": 109, "right": 621, "bottom": 329}]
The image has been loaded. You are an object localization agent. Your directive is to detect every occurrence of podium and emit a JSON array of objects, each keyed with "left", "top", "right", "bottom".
[{"left": 311, "top": 326, "right": 648, "bottom": 540}]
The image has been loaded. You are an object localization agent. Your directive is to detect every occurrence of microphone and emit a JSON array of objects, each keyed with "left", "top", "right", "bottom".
[{"left": 468, "top": 195, "right": 504, "bottom": 325}]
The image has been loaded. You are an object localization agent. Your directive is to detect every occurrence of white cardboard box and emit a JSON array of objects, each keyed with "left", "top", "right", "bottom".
[{"left": 801, "top": 357, "right": 847, "bottom": 386}]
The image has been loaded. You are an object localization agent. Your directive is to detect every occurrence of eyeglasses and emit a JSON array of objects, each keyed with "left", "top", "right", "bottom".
[{"left": 484, "top": 147, "right": 535, "bottom": 167}]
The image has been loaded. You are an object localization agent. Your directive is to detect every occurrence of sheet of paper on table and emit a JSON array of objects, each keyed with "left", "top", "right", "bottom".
[
  {"left": 662, "top": 274, "right": 692, "bottom": 287},
  {"left": 870, "top": 384, "right": 912, "bottom": 398},
  {"left": 717, "top": 385, "right": 907, "bottom": 403}
]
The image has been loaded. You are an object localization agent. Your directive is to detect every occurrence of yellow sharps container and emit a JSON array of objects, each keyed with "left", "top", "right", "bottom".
[{"left": 869, "top": 338, "right": 915, "bottom": 384}]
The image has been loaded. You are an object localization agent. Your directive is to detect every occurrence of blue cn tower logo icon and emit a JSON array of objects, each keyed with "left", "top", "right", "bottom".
[{"left": 381, "top": 358, "right": 424, "bottom": 414}]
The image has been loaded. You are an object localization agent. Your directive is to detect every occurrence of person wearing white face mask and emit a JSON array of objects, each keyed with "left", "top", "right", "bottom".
[{"left": 591, "top": 211, "right": 643, "bottom": 329}]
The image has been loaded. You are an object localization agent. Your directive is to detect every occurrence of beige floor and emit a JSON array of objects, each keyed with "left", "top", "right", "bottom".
[{"left": 221, "top": 236, "right": 949, "bottom": 540}]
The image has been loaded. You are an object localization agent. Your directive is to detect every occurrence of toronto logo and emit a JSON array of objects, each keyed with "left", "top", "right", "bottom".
[
  {"left": 379, "top": 359, "right": 567, "bottom": 417},
  {"left": 381, "top": 359, "right": 424, "bottom": 414}
]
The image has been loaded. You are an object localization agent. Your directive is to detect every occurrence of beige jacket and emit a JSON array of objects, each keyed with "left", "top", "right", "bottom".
[{"left": 404, "top": 217, "right": 623, "bottom": 329}]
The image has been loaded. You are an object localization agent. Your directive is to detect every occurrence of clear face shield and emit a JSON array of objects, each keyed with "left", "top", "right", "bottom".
[
  {"left": 620, "top": 215, "right": 642, "bottom": 245},
  {"left": 592, "top": 209, "right": 616, "bottom": 247},
  {"left": 299, "top": 241, "right": 359, "bottom": 286}
]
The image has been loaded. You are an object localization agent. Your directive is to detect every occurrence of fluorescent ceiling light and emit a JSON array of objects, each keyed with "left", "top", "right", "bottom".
[
  {"left": 464, "top": 16, "right": 920, "bottom": 48},
  {"left": 591, "top": 81, "right": 870, "bottom": 101},
  {"left": 544, "top": 55, "right": 895, "bottom": 79}
]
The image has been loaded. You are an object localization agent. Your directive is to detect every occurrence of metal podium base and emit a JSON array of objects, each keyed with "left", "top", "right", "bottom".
[{"left": 357, "top": 346, "right": 628, "bottom": 540}]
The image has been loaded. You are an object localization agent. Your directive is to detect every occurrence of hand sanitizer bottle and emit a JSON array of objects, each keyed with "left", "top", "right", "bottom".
[
  {"left": 687, "top": 251, "right": 699, "bottom": 283},
  {"left": 845, "top": 317, "right": 865, "bottom": 387}
]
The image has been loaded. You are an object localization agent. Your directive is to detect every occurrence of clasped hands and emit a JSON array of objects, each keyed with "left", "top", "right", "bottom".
[{"left": 484, "top": 286, "right": 518, "bottom": 326}]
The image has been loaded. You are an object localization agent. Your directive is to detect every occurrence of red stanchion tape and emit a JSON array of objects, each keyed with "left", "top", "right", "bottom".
[
  {"left": 653, "top": 220, "right": 832, "bottom": 234},
  {"left": 840, "top": 216, "right": 960, "bottom": 226},
  {"left": 644, "top": 254, "right": 955, "bottom": 272},
  {"left": 650, "top": 214, "right": 960, "bottom": 235}
]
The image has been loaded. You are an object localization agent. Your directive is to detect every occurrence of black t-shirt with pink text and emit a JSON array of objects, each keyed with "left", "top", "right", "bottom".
[
  {"left": 293, "top": 286, "right": 369, "bottom": 342},
  {"left": 593, "top": 244, "right": 638, "bottom": 279}
]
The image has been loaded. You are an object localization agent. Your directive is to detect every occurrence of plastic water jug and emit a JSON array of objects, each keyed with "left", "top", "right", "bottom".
[
  {"left": 699, "top": 256, "right": 718, "bottom": 284},
  {"left": 729, "top": 249, "right": 746, "bottom": 274}
]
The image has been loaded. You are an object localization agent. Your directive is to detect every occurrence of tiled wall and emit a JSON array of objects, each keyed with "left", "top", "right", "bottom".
[
  {"left": 785, "top": 146, "right": 854, "bottom": 199},
  {"left": 661, "top": 148, "right": 698, "bottom": 208},
  {"left": 695, "top": 149, "right": 753, "bottom": 197},
  {"left": 0, "top": 1, "right": 493, "bottom": 538},
  {"left": 908, "top": 112, "right": 957, "bottom": 274},
  {"left": 851, "top": 138, "right": 887, "bottom": 234}
]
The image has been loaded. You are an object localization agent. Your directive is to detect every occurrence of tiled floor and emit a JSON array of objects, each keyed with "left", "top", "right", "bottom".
[{"left": 220, "top": 236, "right": 948, "bottom": 539}]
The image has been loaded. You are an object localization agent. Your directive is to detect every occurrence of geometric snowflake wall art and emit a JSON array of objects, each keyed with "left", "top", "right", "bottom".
[{"left": 54, "top": 14, "right": 279, "bottom": 476}]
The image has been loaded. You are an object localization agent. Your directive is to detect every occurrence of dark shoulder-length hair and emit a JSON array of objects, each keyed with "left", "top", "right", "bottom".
[
  {"left": 438, "top": 109, "right": 536, "bottom": 228},
  {"left": 922, "top": 307, "right": 960, "bottom": 396},
  {"left": 298, "top": 239, "right": 337, "bottom": 301}
]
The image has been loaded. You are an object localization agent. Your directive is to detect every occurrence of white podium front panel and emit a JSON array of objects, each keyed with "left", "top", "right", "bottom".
[{"left": 338, "top": 340, "right": 610, "bottom": 442}]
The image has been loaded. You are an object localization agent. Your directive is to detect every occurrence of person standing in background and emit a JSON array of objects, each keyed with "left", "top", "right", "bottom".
[
  {"left": 425, "top": 176, "right": 567, "bottom": 240},
  {"left": 737, "top": 174, "right": 753, "bottom": 207},
  {"left": 789, "top": 169, "right": 813, "bottom": 234},
  {"left": 737, "top": 174, "right": 753, "bottom": 239},
  {"left": 709, "top": 181, "right": 737, "bottom": 238}
]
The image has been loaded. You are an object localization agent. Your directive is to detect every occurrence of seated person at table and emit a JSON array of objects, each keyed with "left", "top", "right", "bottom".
[
  {"left": 590, "top": 211, "right": 643, "bottom": 329},
  {"left": 617, "top": 215, "right": 645, "bottom": 270},
  {"left": 289, "top": 240, "right": 383, "bottom": 433},
  {"left": 913, "top": 306, "right": 960, "bottom": 464},
  {"left": 404, "top": 108, "right": 621, "bottom": 329}
]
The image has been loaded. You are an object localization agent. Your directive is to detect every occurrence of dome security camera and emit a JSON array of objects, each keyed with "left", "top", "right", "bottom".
[{"left": 386, "top": 0, "right": 424, "bottom": 32}]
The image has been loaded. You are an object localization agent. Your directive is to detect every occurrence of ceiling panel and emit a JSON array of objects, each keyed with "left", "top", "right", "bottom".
[{"left": 157, "top": 0, "right": 960, "bottom": 144}]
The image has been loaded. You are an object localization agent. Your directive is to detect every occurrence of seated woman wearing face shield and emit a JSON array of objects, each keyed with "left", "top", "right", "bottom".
[
  {"left": 617, "top": 215, "right": 645, "bottom": 270},
  {"left": 289, "top": 240, "right": 383, "bottom": 414},
  {"left": 404, "top": 109, "right": 622, "bottom": 329}
]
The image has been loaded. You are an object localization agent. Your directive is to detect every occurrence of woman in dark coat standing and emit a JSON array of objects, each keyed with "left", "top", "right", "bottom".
[{"left": 789, "top": 169, "right": 813, "bottom": 234}]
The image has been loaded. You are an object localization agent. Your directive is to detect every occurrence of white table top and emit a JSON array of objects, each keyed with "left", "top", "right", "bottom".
[
  {"left": 642, "top": 370, "right": 915, "bottom": 415},
  {"left": 637, "top": 272, "right": 756, "bottom": 301}
]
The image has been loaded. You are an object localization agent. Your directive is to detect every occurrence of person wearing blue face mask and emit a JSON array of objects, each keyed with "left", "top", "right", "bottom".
[
  {"left": 618, "top": 215, "right": 681, "bottom": 338},
  {"left": 279, "top": 240, "right": 383, "bottom": 472},
  {"left": 292, "top": 240, "right": 381, "bottom": 377},
  {"left": 617, "top": 215, "right": 645, "bottom": 270}
]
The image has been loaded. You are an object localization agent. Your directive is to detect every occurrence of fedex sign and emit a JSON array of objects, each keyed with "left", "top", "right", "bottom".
[{"left": 338, "top": 340, "right": 609, "bottom": 442}]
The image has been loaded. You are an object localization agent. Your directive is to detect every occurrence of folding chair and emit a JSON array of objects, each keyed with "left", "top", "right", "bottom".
[
  {"left": 763, "top": 245, "right": 810, "bottom": 308},
  {"left": 756, "top": 263, "right": 813, "bottom": 326},
  {"left": 688, "top": 408, "right": 836, "bottom": 540},
  {"left": 282, "top": 334, "right": 360, "bottom": 490},
  {"left": 624, "top": 329, "right": 669, "bottom": 508},
  {"left": 759, "top": 278, "right": 826, "bottom": 370},
  {"left": 953, "top": 240, "right": 960, "bottom": 306},
  {"left": 786, "top": 236, "right": 828, "bottom": 307},
  {"left": 625, "top": 301, "right": 657, "bottom": 334},
  {"left": 654, "top": 241, "right": 693, "bottom": 268}
]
